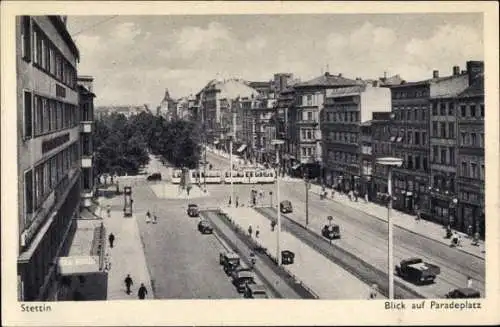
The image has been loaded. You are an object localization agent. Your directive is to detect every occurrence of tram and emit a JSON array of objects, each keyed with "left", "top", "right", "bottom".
[{"left": 171, "top": 170, "right": 182, "bottom": 184}]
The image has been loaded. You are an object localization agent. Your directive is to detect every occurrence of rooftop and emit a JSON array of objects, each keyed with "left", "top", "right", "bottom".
[
  {"left": 326, "top": 85, "right": 366, "bottom": 97},
  {"left": 295, "top": 72, "right": 361, "bottom": 88}
]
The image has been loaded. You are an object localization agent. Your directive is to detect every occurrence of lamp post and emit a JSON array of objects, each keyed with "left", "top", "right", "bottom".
[
  {"left": 305, "top": 170, "right": 310, "bottom": 227},
  {"left": 272, "top": 139, "right": 285, "bottom": 266},
  {"left": 376, "top": 157, "right": 403, "bottom": 300}
]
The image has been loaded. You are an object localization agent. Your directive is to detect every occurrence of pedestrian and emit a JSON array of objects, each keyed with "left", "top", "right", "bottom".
[
  {"left": 228, "top": 196, "right": 232, "bottom": 207},
  {"left": 415, "top": 209, "right": 421, "bottom": 222},
  {"left": 270, "top": 220, "right": 276, "bottom": 232},
  {"left": 146, "top": 211, "right": 151, "bottom": 224},
  {"left": 108, "top": 233, "right": 115, "bottom": 248},
  {"left": 138, "top": 283, "right": 148, "bottom": 300},
  {"left": 472, "top": 232, "right": 480, "bottom": 246},
  {"left": 124, "top": 274, "right": 133, "bottom": 295},
  {"left": 105, "top": 253, "right": 111, "bottom": 271},
  {"left": 152, "top": 215, "right": 157, "bottom": 224},
  {"left": 255, "top": 226, "right": 260, "bottom": 239},
  {"left": 248, "top": 225, "right": 253, "bottom": 237},
  {"left": 236, "top": 196, "right": 239, "bottom": 208},
  {"left": 467, "top": 225, "right": 473, "bottom": 238},
  {"left": 466, "top": 276, "right": 473, "bottom": 288},
  {"left": 364, "top": 192, "right": 369, "bottom": 203},
  {"left": 369, "top": 283, "right": 378, "bottom": 299},
  {"left": 107, "top": 205, "right": 111, "bottom": 218}
]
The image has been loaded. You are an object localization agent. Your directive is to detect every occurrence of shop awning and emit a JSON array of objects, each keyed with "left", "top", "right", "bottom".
[
  {"left": 237, "top": 144, "right": 247, "bottom": 153},
  {"left": 57, "top": 256, "right": 100, "bottom": 275}
]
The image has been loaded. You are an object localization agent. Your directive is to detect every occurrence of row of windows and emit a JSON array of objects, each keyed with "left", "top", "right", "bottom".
[
  {"left": 460, "top": 191, "right": 481, "bottom": 203},
  {"left": 393, "top": 179, "right": 428, "bottom": 193},
  {"left": 432, "top": 102, "right": 456, "bottom": 116},
  {"left": 324, "top": 110, "right": 360, "bottom": 123},
  {"left": 430, "top": 102, "right": 485, "bottom": 118},
  {"left": 432, "top": 146, "right": 456, "bottom": 166},
  {"left": 328, "top": 151, "right": 359, "bottom": 164},
  {"left": 21, "top": 17, "right": 77, "bottom": 89},
  {"left": 394, "top": 152, "right": 429, "bottom": 172},
  {"left": 460, "top": 161, "right": 485, "bottom": 180},
  {"left": 459, "top": 103, "right": 484, "bottom": 118},
  {"left": 392, "top": 88, "right": 429, "bottom": 99},
  {"left": 373, "top": 142, "right": 392, "bottom": 155},
  {"left": 431, "top": 122, "right": 455, "bottom": 139},
  {"left": 301, "top": 129, "right": 315, "bottom": 140},
  {"left": 299, "top": 111, "right": 317, "bottom": 121},
  {"left": 432, "top": 175, "right": 456, "bottom": 193},
  {"left": 391, "top": 130, "right": 427, "bottom": 145},
  {"left": 460, "top": 131, "right": 485, "bottom": 148},
  {"left": 23, "top": 91, "right": 79, "bottom": 139},
  {"left": 327, "top": 131, "right": 358, "bottom": 144},
  {"left": 392, "top": 108, "right": 428, "bottom": 122},
  {"left": 24, "top": 142, "right": 79, "bottom": 225},
  {"left": 301, "top": 147, "right": 316, "bottom": 157}
]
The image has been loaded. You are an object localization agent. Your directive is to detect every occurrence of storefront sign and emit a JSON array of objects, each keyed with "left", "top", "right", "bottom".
[{"left": 42, "top": 133, "right": 70, "bottom": 154}]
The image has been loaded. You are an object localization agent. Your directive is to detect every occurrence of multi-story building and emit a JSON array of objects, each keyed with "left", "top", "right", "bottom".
[
  {"left": 158, "top": 88, "right": 176, "bottom": 121},
  {"left": 289, "top": 72, "right": 362, "bottom": 179},
  {"left": 428, "top": 64, "right": 474, "bottom": 227},
  {"left": 370, "top": 112, "right": 394, "bottom": 201},
  {"left": 360, "top": 121, "right": 373, "bottom": 198},
  {"left": 16, "top": 15, "right": 82, "bottom": 301},
  {"left": 456, "top": 62, "right": 485, "bottom": 236},
  {"left": 77, "top": 76, "right": 96, "bottom": 208},
  {"left": 322, "top": 83, "right": 391, "bottom": 191}
]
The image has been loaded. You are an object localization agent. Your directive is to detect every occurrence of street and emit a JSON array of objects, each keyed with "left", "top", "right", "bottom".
[{"left": 204, "top": 149, "right": 486, "bottom": 298}]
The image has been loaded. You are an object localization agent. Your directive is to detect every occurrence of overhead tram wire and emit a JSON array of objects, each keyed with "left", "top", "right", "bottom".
[{"left": 70, "top": 16, "right": 119, "bottom": 38}]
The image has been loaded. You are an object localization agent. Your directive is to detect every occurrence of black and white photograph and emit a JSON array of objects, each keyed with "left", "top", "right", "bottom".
[{"left": 1, "top": 1, "right": 499, "bottom": 326}]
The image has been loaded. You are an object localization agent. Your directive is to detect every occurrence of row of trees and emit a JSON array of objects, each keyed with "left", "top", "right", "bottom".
[{"left": 94, "top": 111, "right": 202, "bottom": 177}]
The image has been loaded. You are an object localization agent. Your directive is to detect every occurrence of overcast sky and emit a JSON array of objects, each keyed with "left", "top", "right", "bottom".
[{"left": 66, "top": 13, "right": 483, "bottom": 107}]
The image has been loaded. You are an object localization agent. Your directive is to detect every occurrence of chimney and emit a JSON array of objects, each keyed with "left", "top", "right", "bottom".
[
  {"left": 433, "top": 70, "right": 439, "bottom": 79},
  {"left": 453, "top": 66, "right": 460, "bottom": 76},
  {"left": 338, "top": 73, "right": 342, "bottom": 77},
  {"left": 384, "top": 71, "right": 387, "bottom": 79}
]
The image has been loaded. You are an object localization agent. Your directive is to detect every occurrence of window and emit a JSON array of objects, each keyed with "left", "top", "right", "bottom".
[
  {"left": 440, "top": 122, "right": 446, "bottom": 138},
  {"left": 302, "top": 130, "right": 306, "bottom": 139},
  {"left": 415, "top": 155, "right": 421, "bottom": 170},
  {"left": 407, "top": 131, "right": 412, "bottom": 144},
  {"left": 307, "top": 130, "right": 312, "bottom": 139},
  {"left": 461, "top": 105, "right": 467, "bottom": 117},
  {"left": 21, "top": 16, "right": 31, "bottom": 61},
  {"left": 440, "top": 102, "right": 446, "bottom": 116},
  {"left": 470, "top": 104, "right": 476, "bottom": 117},
  {"left": 423, "top": 157, "right": 428, "bottom": 172},
  {"left": 449, "top": 147, "right": 455, "bottom": 165},
  {"left": 306, "top": 95, "right": 312, "bottom": 106},
  {"left": 34, "top": 95, "right": 43, "bottom": 135},
  {"left": 406, "top": 110, "right": 411, "bottom": 121},
  {"left": 413, "top": 109, "right": 418, "bottom": 121},
  {"left": 481, "top": 163, "right": 485, "bottom": 180},
  {"left": 302, "top": 148, "right": 306, "bottom": 156},
  {"left": 24, "top": 169, "right": 34, "bottom": 219},
  {"left": 432, "top": 122, "right": 438, "bottom": 136},
  {"left": 448, "top": 103, "right": 455, "bottom": 116},
  {"left": 432, "top": 103, "right": 438, "bottom": 116},
  {"left": 433, "top": 146, "right": 439, "bottom": 163},
  {"left": 471, "top": 163, "right": 477, "bottom": 178},
  {"left": 471, "top": 133, "right": 477, "bottom": 146},
  {"left": 461, "top": 132, "right": 466, "bottom": 145},
  {"left": 414, "top": 131, "right": 420, "bottom": 145},
  {"left": 480, "top": 104, "right": 484, "bottom": 117},
  {"left": 448, "top": 122, "right": 455, "bottom": 138},
  {"left": 307, "top": 111, "right": 312, "bottom": 121},
  {"left": 422, "top": 131, "right": 427, "bottom": 145},
  {"left": 441, "top": 148, "right": 447, "bottom": 164},
  {"left": 479, "top": 133, "right": 484, "bottom": 147},
  {"left": 23, "top": 91, "right": 32, "bottom": 139},
  {"left": 407, "top": 155, "right": 413, "bottom": 169}
]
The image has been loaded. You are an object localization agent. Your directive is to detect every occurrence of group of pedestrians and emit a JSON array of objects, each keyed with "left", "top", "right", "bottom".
[
  {"left": 145, "top": 210, "right": 158, "bottom": 224},
  {"left": 124, "top": 274, "right": 148, "bottom": 299}
]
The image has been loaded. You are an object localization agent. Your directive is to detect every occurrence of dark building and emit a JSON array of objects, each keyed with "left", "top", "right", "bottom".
[
  {"left": 456, "top": 62, "right": 485, "bottom": 236},
  {"left": 371, "top": 112, "right": 394, "bottom": 202}
]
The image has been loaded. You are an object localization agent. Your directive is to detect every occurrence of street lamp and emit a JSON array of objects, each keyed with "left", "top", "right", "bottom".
[
  {"left": 304, "top": 170, "right": 310, "bottom": 227},
  {"left": 376, "top": 156, "right": 403, "bottom": 300},
  {"left": 271, "top": 138, "right": 285, "bottom": 266}
]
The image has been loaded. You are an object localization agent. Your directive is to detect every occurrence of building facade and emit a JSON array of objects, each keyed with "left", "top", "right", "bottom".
[
  {"left": 456, "top": 63, "right": 485, "bottom": 236},
  {"left": 289, "top": 72, "right": 362, "bottom": 179},
  {"left": 17, "top": 15, "right": 81, "bottom": 301},
  {"left": 158, "top": 88, "right": 176, "bottom": 121},
  {"left": 370, "top": 112, "right": 394, "bottom": 202},
  {"left": 77, "top": 76, "right": 96, "bottom": 209},
  {"left": 322, "top": 83, "right": 391, "bottom": 191}
]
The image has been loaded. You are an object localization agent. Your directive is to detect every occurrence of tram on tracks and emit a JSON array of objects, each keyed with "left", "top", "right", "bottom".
[{"left": 171, "top": 168, "right": 276, "bottom": 185}]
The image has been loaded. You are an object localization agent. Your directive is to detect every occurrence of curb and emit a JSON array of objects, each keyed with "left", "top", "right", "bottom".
[
  {"left": 133, "top": 215, "right": 156, "bottom": 300},
  {"left": 309, "top": 189, "right": 485, "bottom": 260}
]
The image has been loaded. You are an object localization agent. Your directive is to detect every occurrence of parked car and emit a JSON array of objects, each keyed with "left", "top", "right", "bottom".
[
  {"left": 220, "top": 251, "right": 240, "bottom": 271},
  {"left": 322, "top": 224, "right": 341, "bottom": 240},
  {"left": 197, "top": 220, "right": 213, "bottom": 234},
  {"left": 445, "top": 288, "right": 481, "bottom": 299},
  {"left": 187, "top": 204, "right": 199, "bottom": 217},
  {"left": 230, "top": 263, "right": 252, "bottom": 280},
  {"left": 244, "top": 283, "right": 269, "bottom": 299},
  {"left": 232, "top": 271, "right": 256, "bottom": 293},
  {"left": 395, "top": 258, "right": 441, "bottom": 284},
  {"left": 147, "top": 173, "right": 162, "bottom": 181},
  {"left": 280, "top": 200, "right": 293, "bottom": 213}
]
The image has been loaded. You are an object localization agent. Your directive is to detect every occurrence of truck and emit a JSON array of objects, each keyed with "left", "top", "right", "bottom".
[{"left": 395, "top": 258, "right": 441, "bottom": 284}]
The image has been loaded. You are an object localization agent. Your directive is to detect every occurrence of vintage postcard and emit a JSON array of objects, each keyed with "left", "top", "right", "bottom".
[{"left": 1, "top": 1, "right": 498, "bottom": 326}]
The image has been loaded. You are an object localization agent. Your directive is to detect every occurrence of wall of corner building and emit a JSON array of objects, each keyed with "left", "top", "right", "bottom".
[{"left": 430, "top": 74, "right": 469, "bottom": 98}]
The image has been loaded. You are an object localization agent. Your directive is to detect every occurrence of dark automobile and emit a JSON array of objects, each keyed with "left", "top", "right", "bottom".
[
  {"left": 232, "top": 271, "right": 255, "bottom": 293},
  {"left": 280, "top": 200, "right": 293, "bottom": 213},
  {"left": 244, "top": 283, "right": 269, "bottom": 299},
  {"left": 187, "top": 204, "right": 199, "bottom": 217},
  {"left": 230, "top": 263, "right": 252, "bottom": 280},
  {"left": 147, "top": 173, "right": 162, "bottom": 181},
  {"left": 445, "top": 288, "right": 481, "bottom": 299},
  {"left": 322, "top": 224, "right": 341, "bottom": 240},
  {"left": 395, "top": 258, "right": 441, "bottom": 284},
  {"left": 197, "top": 220, "right": 213, "bottom": 234},
  {"left": 220, "top": 251, "right": 240, "bottom": 272}
]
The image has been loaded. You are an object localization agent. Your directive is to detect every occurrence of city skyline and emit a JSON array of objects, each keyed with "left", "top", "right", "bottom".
[{"left": 67, "top": 13, "right": 483, "bottom": 106}]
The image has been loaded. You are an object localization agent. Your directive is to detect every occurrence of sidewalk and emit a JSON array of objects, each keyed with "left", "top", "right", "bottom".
[
  {"left": 221, "top": 206, "right": 383, "bottom": 299},
  {"left": 149, "top": 183, "right": 210, "bottom": 199},
  {"left": 307, "top": 184, "right": 485, "bottom": 259},
  {"left": 98, "top": 196, "right": 154, "bottom": 300}
]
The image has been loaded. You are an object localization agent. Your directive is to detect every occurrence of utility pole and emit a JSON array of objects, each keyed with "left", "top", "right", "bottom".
[
  {"left": 203, "top": 122, "right": 207, "bottom": 192},
  {"left": 305, "top": 170, "right": 309, "bottom": 227},
  {"left": 229, "top": 104, "right": 236, "bottom": 207}
]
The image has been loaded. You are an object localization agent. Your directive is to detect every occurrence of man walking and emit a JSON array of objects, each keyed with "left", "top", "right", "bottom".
[
  {"left": 138, "top": 283, "right": 148, "bottom": 300},
  {"left": 124, "top": 274, "right": 133, "bottom": 295},
  {"left": 108, "top": 233, "right": 115, "bottom": 248}
]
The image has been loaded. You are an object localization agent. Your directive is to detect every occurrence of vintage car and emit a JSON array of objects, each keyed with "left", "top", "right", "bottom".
[
  {"left": 146, "top": 173, "right": 162, "bottom": 181},
  {"left": 395, "top": 258, "right": 441, "bottom": 284},
  {"left": 445, "top": 288, "right": 481, "bottom": 299},
  {"left": 197, "top": 220, "right": 213, "bottom": 234},
  {"left": 230, "top": 263, "right": 252, "bottom": 280},
  {"left": 232, "top": 271, "right": 256, "bottom": 293},
  {"left": 187, "top": 204, "right": 200, "bottom": 217},
  {"left": 244, "top": 283, "right": 269, "bottom": 299},
  {"left": 279, "top": 200, "right": 293, "bottom": 214},
  {"left": 321, "top": 224, "right": 341, "bottom": 240},
  {"left": 220, "top": 251, "right": 240, "bottom": 272}
]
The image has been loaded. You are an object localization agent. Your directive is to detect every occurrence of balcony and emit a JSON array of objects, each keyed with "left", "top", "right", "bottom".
[
  {"left": 81, "top": 155, "right": 93, "bottom": 168},
  {"left": 80, "top": 121, "right": 94, "bottom": 133}
]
